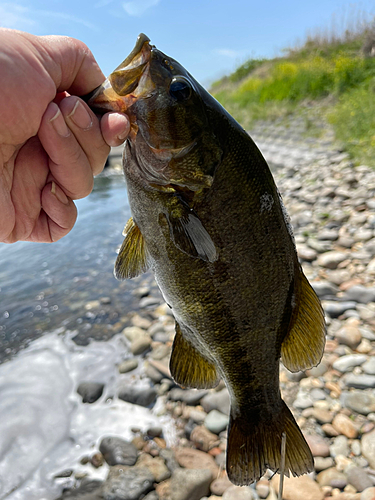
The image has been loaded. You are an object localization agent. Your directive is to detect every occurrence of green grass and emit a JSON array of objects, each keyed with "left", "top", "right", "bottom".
[{"left": 211, "top": 22, "right": 375, "bottom": 166}]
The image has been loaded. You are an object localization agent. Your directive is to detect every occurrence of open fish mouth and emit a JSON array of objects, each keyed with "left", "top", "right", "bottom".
[{"left": 83, "top": 33, "right": 153, "bottom": 114}]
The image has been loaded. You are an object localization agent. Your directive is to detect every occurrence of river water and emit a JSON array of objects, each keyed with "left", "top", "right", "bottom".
[
  {"left": 0, "top": 171, "right": 148, "bottom": 362},
  {"left": 0, "top": 170, "right": 172, "bottom": 500}
]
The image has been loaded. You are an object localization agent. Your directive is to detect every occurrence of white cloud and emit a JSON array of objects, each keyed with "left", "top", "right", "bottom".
[
  {"left": 0, "top": 2, "right": 97, "bottom": 31},
  {"left": 0, "top": 3, "right": 35, "bottom": 29},
  {"left": 214, "top": 48, "right": 242, "bottom": 59},
  {"left": 122, "top": 0, "right": 160, "bottom": 17}
]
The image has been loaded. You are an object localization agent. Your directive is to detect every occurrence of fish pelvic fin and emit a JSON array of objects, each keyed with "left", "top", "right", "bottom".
[
  {"left": 170, "top": 323, "right": 220, "bottom": 389},
  {"left": 281, "top": 269, "right": 326, "bottom": 372},
  {"left": 226, "top": 400, "right": 313, "bottom": 485},
  {"left": 114, "top": 217, "right": 150, "bottom": 280}
]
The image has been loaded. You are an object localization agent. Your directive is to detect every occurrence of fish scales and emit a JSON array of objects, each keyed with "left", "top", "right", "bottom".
[{"left": 85, "top": 34, "right": 326, "bottom": 485}]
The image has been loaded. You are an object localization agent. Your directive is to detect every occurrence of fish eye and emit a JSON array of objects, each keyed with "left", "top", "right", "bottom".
[{"left": 169, "top": 77, "right": 192, "bottom": 101}]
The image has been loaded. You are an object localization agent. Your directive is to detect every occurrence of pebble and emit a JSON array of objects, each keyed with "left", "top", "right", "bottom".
[
  {"left": 330, "top": 435, "right": 349, "bottom": 457},
  {"left": 221, "top": 485, "right": 256, "bottom": 499},
  {"left": 317, "top": 251, "right": 348, "bottom": 269},
  {"left": 118, "top": 386, "right": 157, "bottom": 407},
  {"left": 169, "top": 468, "right": 212, "bottom": 500},
  {"left": 122, "top": 326, "right": 149, "bottom": 342},
  {"left": 342, "top": 391, "right": 375, "bottom": 415},
  {"left": 344, "top": 373, "right": 375, "bottom": 389},
  {"left": 130, "top": 335, "right": 152, "bottom": 355},
  {"left": 204, "top": 409, "right": 230, "bottom": 434},
  {"left": 174, "top": 447, "right": 219, "bottom": 480},
  {"left": 346, "top": 465, "right": 373, "bottom": 492},
  {"left": 190, "top": 425, "right": 219, "bottom": 452},
  {"left": 361, "top": 429, "right": 375, "bottom": 468},
  {"left": 271, "top": 474, "right": 324, "bottom": 500},
  {"left": 99, "top": 437, "right": 138, "bottom": 466},
  {"left": 201, "top": 388, "right": 230, "bottom": 415},
  {"left": 334, "top": 324, "right": 363, "bottom": 349},
  {"left": 361, "top": 488, "right": 375, "bottom": 500},
  {"left": 344, "top": 285, "right": 375, "bottom": 304},
  {"left": 322, "top": 301, "right": 358, "bottom": 318},
  {"left": 118, "top": 358, "right": 138, "bottom": 373},
  {"left": 76, "top": 382, "right": 104, "bottom": 403},
  {"left": 317, "top": 467, "right": 347, "bottom": 488},
  {"left": 210, "top": 476, "right": 233, "bottom": 496},
  {"left": 333, "top": 354, "right": 367, "bottom": 373},
  {"left": 314, "top": 456, "right": 335, "bottom": 471},
  {"left": 363, "top": 357, "right": 375, "bottom": 375},
  {"left": 332, "top": 413, "right": 359, "bottom": 438},
  {"left": 311, "top": 281, "right": 339, "bottom": 298},
  {"left": 56, "top": 479, "right": 103, "bottom": 499},
  {"left": 135, "top": 453, "right": 171, "bottom": 482},
  {"left": 169, "top": 388, "right": 208, "bottom": 405},
  {"left": 101, "top": 465, "right": 154, "bottom": 500},
  {"left": 305, "top": 434, "right": 330, "bottom": 457}
]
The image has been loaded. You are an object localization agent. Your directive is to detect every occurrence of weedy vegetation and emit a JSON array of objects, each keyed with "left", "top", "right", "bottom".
[{"left": 211, "top": 10, "right": 375, "bottom": 166}]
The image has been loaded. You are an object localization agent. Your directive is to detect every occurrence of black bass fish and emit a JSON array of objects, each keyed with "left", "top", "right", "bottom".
[{"left": 86, "top": 34, "right": 326, "bottom": 485}]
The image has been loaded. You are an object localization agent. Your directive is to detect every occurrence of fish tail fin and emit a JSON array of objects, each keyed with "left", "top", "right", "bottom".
[{"left": 226, "top": 400, "right": 313, "bottom": 485}]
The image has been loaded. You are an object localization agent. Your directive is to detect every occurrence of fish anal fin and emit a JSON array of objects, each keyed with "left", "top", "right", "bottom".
[
  {"left": 114, "top": 217, "right": 150, "bottom": 280},
  {"left": 281, "top": 270, "right": 326, "bottom": 372},
  {"left": 227, "top": 400, "right": 313, "bottom": 485},
  {"left": 170, "top": 323, "right": 220, "bottom": 389}
]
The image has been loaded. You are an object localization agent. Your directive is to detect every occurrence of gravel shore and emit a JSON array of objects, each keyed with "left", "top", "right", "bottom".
[{"left": 56, "top": 116, "right": 375, "bottom": 500}]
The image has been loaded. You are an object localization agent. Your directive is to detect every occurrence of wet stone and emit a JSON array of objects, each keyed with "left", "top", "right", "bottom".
[
  {"left": 77, "top": 382, "right": 104, "bottom": 403},
  {"left": 118, "top": 386, "right": 157, "bottom": 407},
  {"left": 118, "top": 358, "right": 138, "bottom": 374},
  {"left": 222, "top": 485, "right": 256, "bottom": 499},
  {"left": 56, "top": 479, "right": 103, "bottom": 499},
  {"left": 101, "top": 465, "right": 154, "bottom": 500},
  {"left": 99, "top": 437, "right": 138, "bottom": 466},
  {"left": 190, "top": 425, "right": 219, "bottom": 452},
  {"left": 130, "top": 335, "right": 152, "bottom": 355},
  {"left": 135, "top": 453, "right": 171, "bottom": 482}
]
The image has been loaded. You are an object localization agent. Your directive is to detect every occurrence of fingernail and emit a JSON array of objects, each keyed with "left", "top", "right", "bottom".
[
  {"left": 68, "top": 100, "right": 93, "bottom": 130},
  {"left": 51, "top": 182, "right": 69, "bottom": 205},
  {"left": 50, "top": 107, "right": 70, "bottom": 137}
]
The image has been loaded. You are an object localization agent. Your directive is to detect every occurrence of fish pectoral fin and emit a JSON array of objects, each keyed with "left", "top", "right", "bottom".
[
  {"left": 226, "top": 400, "right": 313, "bottom": 485},
  {"left": 170, "top": 323, "right": 220, "bottom": 389},
  {"left": 165, "top": 209, "right": 217, "bottom": 263},
  {"left": 114, "top": 217, "right": 150, "bottom": 280},
  {"left": 281, "top": 270, "right": 326, "bottom": 372}
]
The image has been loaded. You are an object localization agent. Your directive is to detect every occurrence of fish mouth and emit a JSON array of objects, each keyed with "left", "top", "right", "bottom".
[{"left": 83, "top": 33, "right": 153, "bottom": 115}]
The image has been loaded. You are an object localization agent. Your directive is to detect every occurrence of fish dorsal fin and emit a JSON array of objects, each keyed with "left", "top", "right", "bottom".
[
  {"left": 170, "top": 323, "right": 220, "bottom": 389},
  {"left": 165, "top": 204, "right": 217, "bottom": 263},
  {"left": 114, "top": 217, "right": 150, "bottom": 280},
  {"left": 281, "top": 270, "right": 326, "bottom": 372}
]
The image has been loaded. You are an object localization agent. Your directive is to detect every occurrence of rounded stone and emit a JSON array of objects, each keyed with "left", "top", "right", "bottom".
[
  {"left": 77, "top": 382, "right": 104, "bottom": 404},
  {"left": 101, "top": 465, "right": 154, "bottom": 500},
  {"left": 271, "top": 474, "right": 324, "bottom": 500},
  {"left": 130, "top": 335, "right": 152, "bottom": 355},
  {"left": 204, "top": 410, "right": 229, "bottom": 434},
  {"left": 118, "top": 358, "right": 139, "bottom": 374},
  {"left": 362, "top": 429, "right": 375, "bottom": 468},
  {"left": 342, "top": 391, "right": 375, "bottom": 415},
  {"left": 346, "top": 465, "right": 373, "bottom": 492},
  {"left": 332, "top": 413, "right": 358, "bottom": 438},
  {"left": 316, "top": 467, "right": 347, "bottom": 488},
  {"left": 118, "top": 386, "right": 157, "bottom": 407},
  {"left": 174, "top": 447, "right": 219, "bottom": 480},
  {"left": 329, "top": 435, "right": 349, "bottom": 458},
  {"left": 169, "top": 468, "right": 212, "bottom": 500},
  {"left": 99, "top": 437, "right": 138, "bottom": 466},
  {"left": 210, "top": 476, "right": 233, "bottom": 496},
  {"left": 304, "top": 434, "right": 330, "bottom": 457},
  {"left": 222, "top": 485, "right": 256, "bottom": 499},
  {"left": 334, "top": 325, "right": 362, "bottom": 349}
]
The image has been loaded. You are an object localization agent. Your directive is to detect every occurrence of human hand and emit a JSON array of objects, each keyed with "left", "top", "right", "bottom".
[{"left": 0, "top": 29, "right": 130, "bottom": 243}]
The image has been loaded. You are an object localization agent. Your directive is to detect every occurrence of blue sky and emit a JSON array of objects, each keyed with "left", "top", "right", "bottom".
[{"left": 1, "top": 0, "right": 374, "bottom": 86}]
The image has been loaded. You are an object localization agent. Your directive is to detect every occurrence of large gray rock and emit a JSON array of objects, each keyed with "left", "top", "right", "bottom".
[
  {"left": 99, "top": 437, "right": 138, "bottom": 466},
  {"left": 344, "top": 285, "right": 375, "bottom": 303},
  {"left": 344, "top": 373, "right": 375, "bottom": 389},
  {"left": 118, "top": 386, "right": 157, "bottom": 407},
  {"left": 101, "top": 465, "right": 154, "bottom": 500},
  {"left": 342, "top": 391, "right": 375, "bottom": 415},
  {"left": 332, "top": 354, "right": 367, "bottom": 373},
  {"left": 170, "top": 468, "right": 211, "bottom": 500}
]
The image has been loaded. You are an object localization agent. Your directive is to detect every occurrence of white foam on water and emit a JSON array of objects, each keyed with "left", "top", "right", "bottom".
[{"left": 0, "top": 331, "right": 173, "bottom": 500}]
